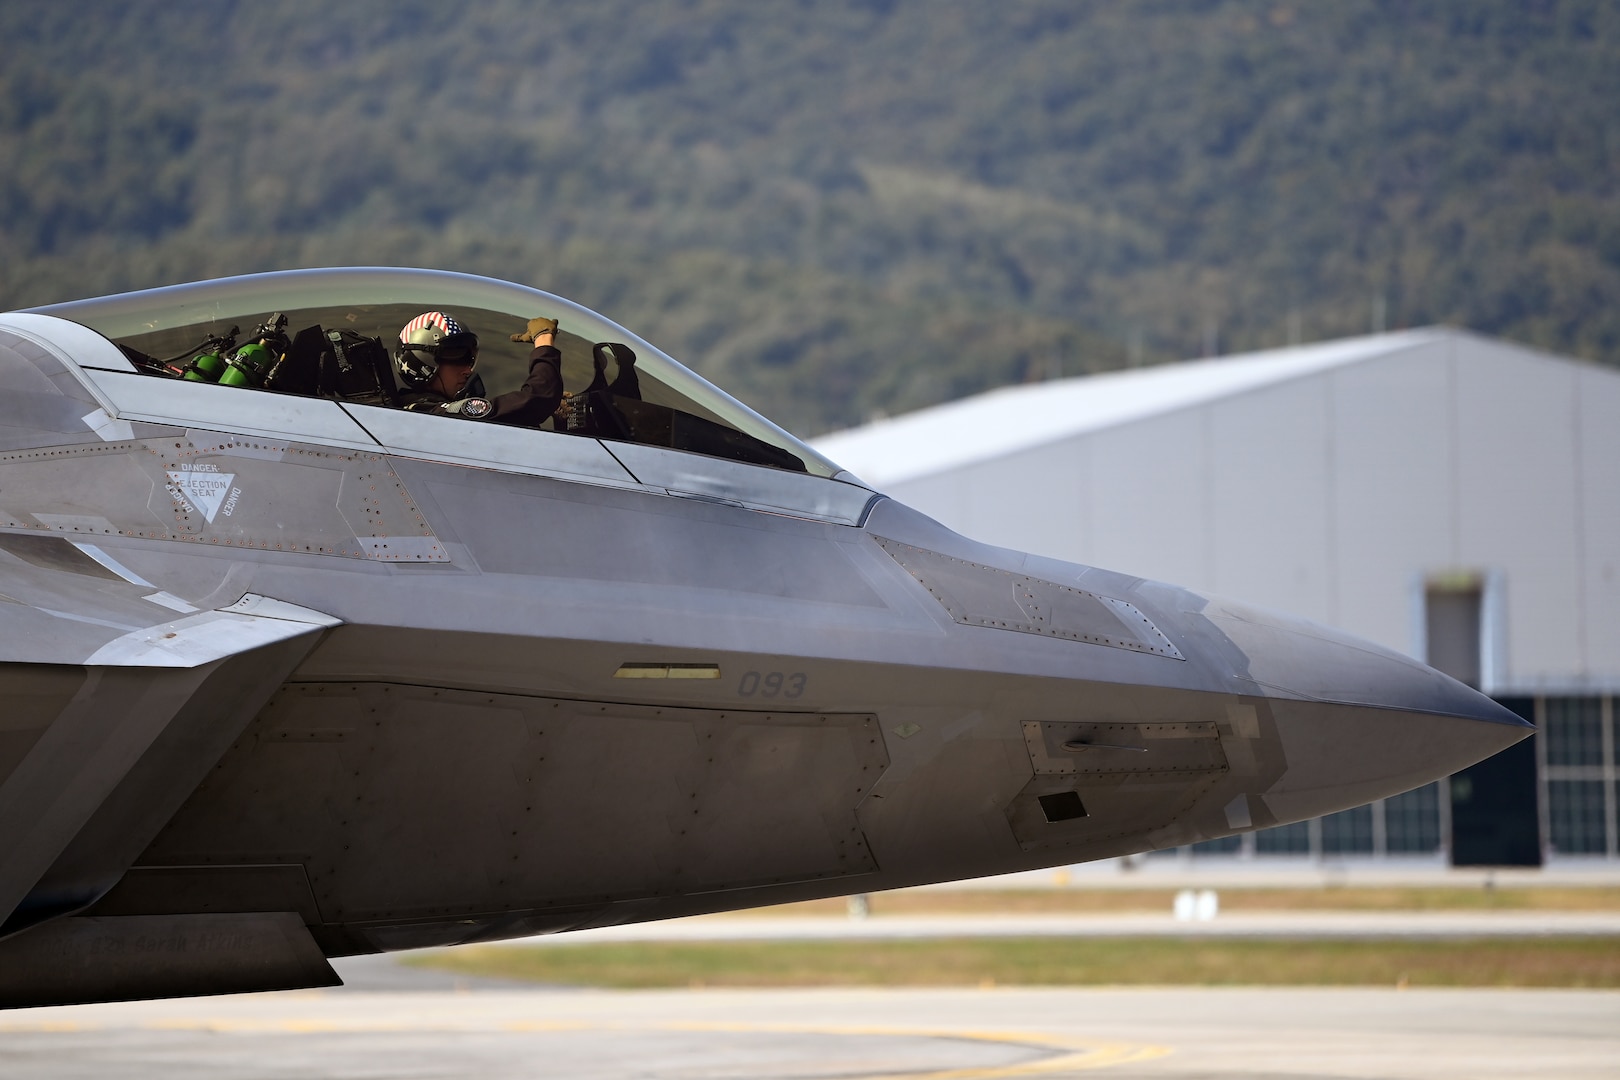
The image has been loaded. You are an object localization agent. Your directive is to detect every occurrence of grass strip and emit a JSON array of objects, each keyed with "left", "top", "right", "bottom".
[{"left": 408, "top": 936, "right": 1620, "bottom": 989}]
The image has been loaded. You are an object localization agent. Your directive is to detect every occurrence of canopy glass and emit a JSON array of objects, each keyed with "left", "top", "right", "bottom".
[{"left": 33, "top": 268, "right": 840, "bottom": 478}]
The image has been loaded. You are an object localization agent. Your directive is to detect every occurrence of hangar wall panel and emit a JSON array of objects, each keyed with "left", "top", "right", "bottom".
[
  {"left": 1082, "top": 411, "right": 1211, "bottom": 592},
  {"left": 1208, "top": 377, "right": 1332, "bottom": 621},
  {"left": 882, "top": 469, "right": 964, "bottom": 533},
  {"left": 1577, "top": 366, "right": 1620, "bottom": 688},
  {"left": 955, "top": 439, "right": 1089, "bottom": 560},
  {"left": 1452, "top": 339, "right": 1582, "bottom": 691},
  {"left": 1331, "top": 344, "right": 1456, "bottom": 654}
]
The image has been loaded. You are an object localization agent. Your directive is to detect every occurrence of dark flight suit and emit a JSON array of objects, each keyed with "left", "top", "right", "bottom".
[{"left": 400, "top": 343, "right": 563, "bottom": 426}]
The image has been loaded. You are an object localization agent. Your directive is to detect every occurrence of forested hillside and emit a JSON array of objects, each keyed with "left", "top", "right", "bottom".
[{"left": 2, "top": 1, "right": 1616, "bottom": 434}]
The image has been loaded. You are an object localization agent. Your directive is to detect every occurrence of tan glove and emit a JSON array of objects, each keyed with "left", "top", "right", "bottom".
[{"left": 510, "top": 316, "right": 559, "bottom": 343}]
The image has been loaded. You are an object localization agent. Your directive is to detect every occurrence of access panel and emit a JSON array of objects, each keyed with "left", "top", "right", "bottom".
[{"left": 137, "top": 684, "right": 889, "bottom": 926}]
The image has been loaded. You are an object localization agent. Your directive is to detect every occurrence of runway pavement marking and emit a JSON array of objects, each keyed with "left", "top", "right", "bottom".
[{"left": 0, "top": 1014, "right": 1171, "bottom": 1074}]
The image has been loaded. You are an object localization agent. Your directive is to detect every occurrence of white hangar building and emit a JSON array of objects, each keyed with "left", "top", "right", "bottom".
[{"left": 813, "top": 328, "right": 1620, "bottom": 866}]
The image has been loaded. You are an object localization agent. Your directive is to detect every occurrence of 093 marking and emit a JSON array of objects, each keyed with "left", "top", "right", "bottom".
[{"left": 738, "top": 671, "right": 807, "bottom": 699}]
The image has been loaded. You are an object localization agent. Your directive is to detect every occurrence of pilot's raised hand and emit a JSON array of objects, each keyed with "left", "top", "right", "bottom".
[{"left": 510, "top": 317, "right": 559, "bottom": 343}]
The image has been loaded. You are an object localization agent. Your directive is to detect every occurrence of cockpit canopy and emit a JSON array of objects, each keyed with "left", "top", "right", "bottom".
[{"left": 32, "top": 267, "right": 840, "bottom": 479}]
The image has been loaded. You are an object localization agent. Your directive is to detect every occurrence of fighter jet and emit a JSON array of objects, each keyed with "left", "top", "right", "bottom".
[{"left": 0, "top": 268, "right": 1529, "bottom": 1007}]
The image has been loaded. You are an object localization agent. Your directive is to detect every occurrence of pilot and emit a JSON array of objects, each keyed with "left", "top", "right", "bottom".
[{"left": 395, "top": 311, "right": 562, "bottom": 425}]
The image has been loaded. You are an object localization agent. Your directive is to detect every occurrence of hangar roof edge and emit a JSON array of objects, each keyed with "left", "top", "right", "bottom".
[{"left": 811, "top": 327, "right": 1492, "bottom": 488}]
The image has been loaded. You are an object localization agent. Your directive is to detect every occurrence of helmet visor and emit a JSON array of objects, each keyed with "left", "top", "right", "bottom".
[{"left": 432, "top": 330, "right": 479, "bottom": 367}]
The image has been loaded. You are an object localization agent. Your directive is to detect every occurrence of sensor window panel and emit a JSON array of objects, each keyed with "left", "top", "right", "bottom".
[{"left": 875, "top": 537, "right": 1183, "bottom": 658}]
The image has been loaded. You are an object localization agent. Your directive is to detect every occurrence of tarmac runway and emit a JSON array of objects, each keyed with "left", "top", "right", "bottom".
[
  {"left": 2, "top": 956, "right": 1615, "bottom": 1080},
  {"left": 3, "top": 901, "right": 1616, "bottom": 1079}
]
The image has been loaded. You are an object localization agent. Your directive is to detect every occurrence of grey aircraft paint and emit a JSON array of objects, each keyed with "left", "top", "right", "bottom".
[{"left": 0, "top": 269, "right": 1529, "bottom": 1008}]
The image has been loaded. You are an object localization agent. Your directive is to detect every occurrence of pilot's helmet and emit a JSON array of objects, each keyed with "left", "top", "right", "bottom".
[{"left": 394, "top": 311, "right": 479, "bottom": 387}]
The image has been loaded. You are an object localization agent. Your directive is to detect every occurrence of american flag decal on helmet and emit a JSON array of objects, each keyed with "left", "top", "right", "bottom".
[{"left": 400, "top": 311, "right": 462, "bottom": 343}]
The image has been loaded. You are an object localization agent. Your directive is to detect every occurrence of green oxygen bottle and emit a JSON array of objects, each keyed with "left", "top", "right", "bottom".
[
  {"left": 219, "top": 342, "right": 276, "bottom": 388},
  {"left": 183, "top": 352, "right": 227, "bottom": 382}
]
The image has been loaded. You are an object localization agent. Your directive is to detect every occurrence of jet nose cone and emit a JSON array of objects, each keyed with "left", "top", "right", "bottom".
[
  {"left": 1196, "top": 596, "right": 1532, "bottom": 825},
  {"left": 1203, "top": 596, "right": 1529, "bottom": 729}
]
